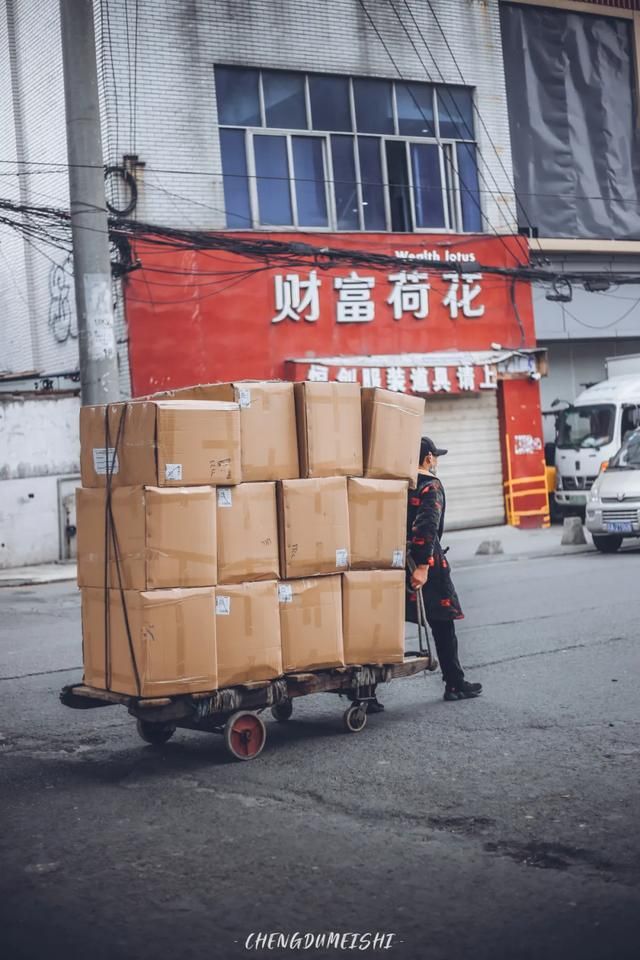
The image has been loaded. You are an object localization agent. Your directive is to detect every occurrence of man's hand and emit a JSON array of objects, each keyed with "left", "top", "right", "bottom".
[{"left": 410, "top": 564, "right": 429, "bottom": 590}]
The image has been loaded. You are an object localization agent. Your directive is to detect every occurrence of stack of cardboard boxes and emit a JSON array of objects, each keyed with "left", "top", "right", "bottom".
[{"left": 76, "top": 382, "right": 424, "bottom": 698}]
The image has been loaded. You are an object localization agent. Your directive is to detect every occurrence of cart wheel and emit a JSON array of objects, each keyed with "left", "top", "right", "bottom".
[
  {"left": 343, "top": 703, "right": 368, "bottom": 733},
  {"left": 224, "top": 711, "right": 266, "bottom": 761},
  {"left": 271, "top": 699, "right": 293, "bottom": 722},
  {"left": 136, "top": 718, "right": 176, "bottom": 745}
]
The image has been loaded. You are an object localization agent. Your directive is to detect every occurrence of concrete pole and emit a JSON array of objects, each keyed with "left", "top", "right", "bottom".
[{"left": 60, "top": 0, "right": 120, "bottom": 405}]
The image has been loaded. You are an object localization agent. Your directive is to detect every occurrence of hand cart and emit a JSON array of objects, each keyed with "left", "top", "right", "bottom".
[{"left": 60, "top": 652, "right": 437, "bottom": 762}]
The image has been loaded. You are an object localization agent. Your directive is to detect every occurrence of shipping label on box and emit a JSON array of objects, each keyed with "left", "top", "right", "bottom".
[
  {"left": 277, "top": 477, "right": 350, "bottom": 579},
  {"left": 278, "top": 576, "right": 345, "bottom": 673},
  {"left": 348, "top": 478, "right": 408, "bottom": 571}
]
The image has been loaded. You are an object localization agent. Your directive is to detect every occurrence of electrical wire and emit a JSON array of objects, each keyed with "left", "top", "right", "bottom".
[
  {"left": 390, "top": 0, "right": 520, "bottom": 233},
  {"left": 356, "top": 0, "right": 521, "bottom": 267},
  {"left": 2, "top": 156, "right": 640, "bottom": 209},
  {"left": 412, "top": 0, "right": 541, "bottom": 248},
  {"left": 103, "top": 0, "right": 120, "bottom": 166},
  {"left": 5, "top": 196, "right": 640, "bottom": 289}
]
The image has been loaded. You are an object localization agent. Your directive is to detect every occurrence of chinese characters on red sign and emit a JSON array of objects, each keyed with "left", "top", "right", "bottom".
[
  {"left": 285, "top": 360, "right": 499, "bottom": 395},
  {"left": 272, "top": 269, "right": 485, "bottom": 325}
]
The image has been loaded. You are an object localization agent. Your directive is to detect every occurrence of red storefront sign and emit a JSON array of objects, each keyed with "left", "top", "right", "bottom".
[
  {"left": 283, "top": 356, "right": 502, "bottom": 394},
  {"left": 124, "top": 231, "right": 548, "bottom": 527},
  {"left": 124, "top": 233, "right": 533, "bottom": 394}
]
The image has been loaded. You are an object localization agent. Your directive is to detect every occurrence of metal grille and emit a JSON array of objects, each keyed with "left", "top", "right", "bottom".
[
  {"left": 603, "top": 509, "right": 639, "bottom": 523},
  {"left": 602, "top": 496, "right": 640, "bottom": 503},
  {"left": 563, "top": 475, "right": 598, "bottom": 491}
]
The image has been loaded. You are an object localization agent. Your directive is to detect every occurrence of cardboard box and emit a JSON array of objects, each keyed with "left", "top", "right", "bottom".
[
  {"left": 145, "top": 381, "right": 299, "bottom": 482},
  {"left": 342, "top": 570, "right": 406, "bottom": 665},
  {"left": 214, "top": 581, "right": 283, "bottom": 687},
  {"left": 216, "top": 482, "right": 279, "bottom": 584},
  {"left": 81, "top": 587, "right": 217, "bottom": 696},
  {"left": 278, "top": 576, "right": 345, "bottom": 673},
  {"left": 277, "top": 477, "right": 350, "bottom": 578},
  {"left": 348, "top": 478, "right": 408, "bottom": 570},
  {"left": 361, "top": 388, "right": 425, "bottom": 481},
  {"left": 80, "top": 399, "right": 241, "bottom": 488},
  {"left": 76, "top": 486, "right": 217, "bottom": 590},
  {"left": 294, "top": 382, "right": 363, "bottom": 478}
]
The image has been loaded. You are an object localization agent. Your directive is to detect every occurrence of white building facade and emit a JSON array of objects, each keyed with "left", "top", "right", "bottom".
[{"left": 1, "top": 0, "right": 528, "bottom": 564}]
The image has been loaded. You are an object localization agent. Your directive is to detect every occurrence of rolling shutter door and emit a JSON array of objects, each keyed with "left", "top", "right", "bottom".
[{"left": 423, "top": 392, "right": 505, "bottom": 529}]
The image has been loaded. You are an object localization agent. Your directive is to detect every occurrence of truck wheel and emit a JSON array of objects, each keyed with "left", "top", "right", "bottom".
[
  {"left": 136, "top": 719, "right": 176, "bottom": 745},
  {"left": 592, "top": 534, "right": 623, "bottom": 553}
]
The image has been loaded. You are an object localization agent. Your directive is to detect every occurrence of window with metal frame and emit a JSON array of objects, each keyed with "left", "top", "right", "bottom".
[{"left": 215, "top": 65, "right": 482, "bottom": 233}]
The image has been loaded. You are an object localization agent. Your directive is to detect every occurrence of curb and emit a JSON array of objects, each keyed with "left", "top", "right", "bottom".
[{"left": 0, "top": 570, "right": 78, "bottom": 589}]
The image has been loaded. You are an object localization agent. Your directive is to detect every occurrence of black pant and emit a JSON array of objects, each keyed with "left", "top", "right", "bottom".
[{"left": 428, "top": 619, "right": 465, "bottom": 687}]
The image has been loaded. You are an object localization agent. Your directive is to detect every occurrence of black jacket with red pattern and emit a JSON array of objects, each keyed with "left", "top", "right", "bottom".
[{"left": 406, "top": 472, "right": 463, "bottom": 623}]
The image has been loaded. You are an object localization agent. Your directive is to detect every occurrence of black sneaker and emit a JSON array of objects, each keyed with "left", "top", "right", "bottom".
[
  {"left": 444, "top": 681, "right": 482, "bottom": 702},
  {"left": 367, "top": 698, "right": 385, "bottom": 713}
]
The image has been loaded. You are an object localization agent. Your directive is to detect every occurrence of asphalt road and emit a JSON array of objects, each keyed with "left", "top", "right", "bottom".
[{"left": 0, "top": 548, "right": 639, "bottom": 960}]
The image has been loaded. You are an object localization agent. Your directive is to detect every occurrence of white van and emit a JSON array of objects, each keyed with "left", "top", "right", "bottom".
[{"left": 554, "top": 375, "right": 640, "bottom": 513}]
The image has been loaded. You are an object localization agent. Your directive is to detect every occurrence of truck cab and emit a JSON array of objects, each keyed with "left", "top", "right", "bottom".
[{"left": 554, "top": 376, "right": 640, "bottom": 515}]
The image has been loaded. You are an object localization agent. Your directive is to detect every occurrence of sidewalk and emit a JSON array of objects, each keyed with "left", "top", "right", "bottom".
[
  {"left": 0, "top": 524, "right": 594, "bottom": 586},
  {"left": 0, "top": 562, "right": 78, "bottom": 588},
  {"left": 445, "top": 522, "right": 593, "bottom": 568}
]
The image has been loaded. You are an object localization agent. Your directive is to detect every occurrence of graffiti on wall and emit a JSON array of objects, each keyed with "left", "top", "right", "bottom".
[{"left": 48, "top": 254, "right": 77, "bottom": 344}]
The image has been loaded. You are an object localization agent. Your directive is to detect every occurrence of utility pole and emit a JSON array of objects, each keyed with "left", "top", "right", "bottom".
[{"left": 60, "top": 0, "right": 120, "bottom": 405}]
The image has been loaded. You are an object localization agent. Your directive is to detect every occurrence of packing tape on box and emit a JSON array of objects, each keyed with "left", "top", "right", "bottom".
[
  {"left": 349, "top": 484, "right": 403, "bottom": 522},
  {"left": 304, "top": 389, "right": 352, "bottom": 473},
  {"left": 373, "top": 394, "right": 424, "bottom": 414},
  {"left": 242, "top": 593, "right": 254, "bottom": 638},
  {"left": 301, "top": 604, "right": 324, "bottom": 629},
  {"left": 200, "top": 407, "right": 240, "bottom": 479},
  {"left": 176, "top": 601, "right": 186, "bottom": 679}
]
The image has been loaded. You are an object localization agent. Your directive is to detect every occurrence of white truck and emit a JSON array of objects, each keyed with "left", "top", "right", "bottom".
[{"left": 554, "top": 354, "right": 640, "bottom": 515}]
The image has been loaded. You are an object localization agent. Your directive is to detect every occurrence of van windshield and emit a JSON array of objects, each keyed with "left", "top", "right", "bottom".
[
  {"left": 556, "top": 404, "right": 615, "bottom": 450},
  {"left": 609, "top": 428, "right": 640, "bottom": 470}
]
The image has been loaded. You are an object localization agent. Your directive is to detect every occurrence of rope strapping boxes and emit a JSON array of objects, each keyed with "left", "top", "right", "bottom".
[{"left": 76, "top": 383, "right": 426, "bottom": 699}]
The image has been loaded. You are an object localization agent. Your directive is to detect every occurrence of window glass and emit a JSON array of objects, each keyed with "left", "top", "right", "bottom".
[
  {"left": 254, "top": 135, "right": 293, "bottom": 225},
  {"left": 220, "top": 129, "right": 252, "bottom": 228},
  {"left": 437, "top": 86, "right": 474, "bottom": 140},
  {"left": 215, "top": 66, "right": 261, "bottom": 126},
  {"left": 411, "top": 143, "right": 446, "bottom": 228},
  {"left": 385, "top": 140, "right": 412, "bottom": 232},
  {"left": 331, "top": 135, "right": 359, "bottom": 230},
  {"left": 396, "top": 83, "right": 435, "bottom": 137},
  {"left": 263, "top": 71, "right": 307, "bottom": 129},
  {"left": 292, "top": 137, "right": 328, "bottom": 227},
  {"left": 309, "top": 75, "right": 352, "bottom": 131},
  {"left": 457, "top": 142, "right": 482, "bottom": 232},
  {"left": 358, "top": 137, "right": 386, "bottom": 230},
  {"left": 556, "top": 405, "right": 615, "bottom": 449},
  {"left": 353, "top": 78, "right": 394, "bottom": 134},
  {"left": 610, "top": 428, "right": 640, "bottom": 469}
]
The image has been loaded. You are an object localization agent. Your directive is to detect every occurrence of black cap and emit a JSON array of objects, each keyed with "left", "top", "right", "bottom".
[{"left": 420, "top": 436, "right": 448, "bottom": 461}]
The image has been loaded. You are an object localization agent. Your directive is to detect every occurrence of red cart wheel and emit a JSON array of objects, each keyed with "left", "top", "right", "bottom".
[{"left": 224, "top": 711, "right": 266, "bottom": 761}]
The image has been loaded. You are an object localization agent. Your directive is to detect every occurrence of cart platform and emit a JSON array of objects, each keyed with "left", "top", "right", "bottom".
[{"left": 60, "top": 654, "right": 436, "bottom": 760}]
